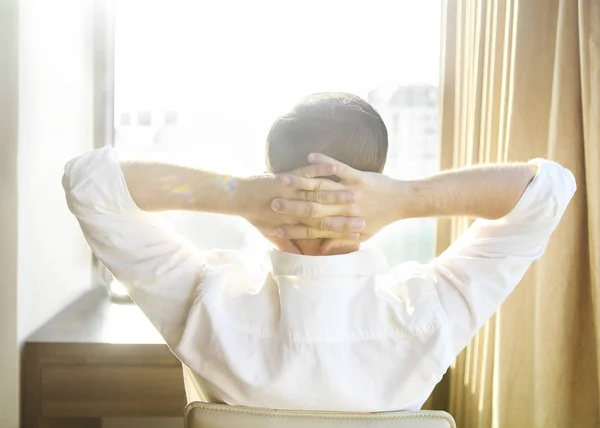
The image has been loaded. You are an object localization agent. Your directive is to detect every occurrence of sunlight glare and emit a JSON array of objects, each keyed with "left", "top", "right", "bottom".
[{"left": 115, "top": 0, "right": 441, "bottom": 173}]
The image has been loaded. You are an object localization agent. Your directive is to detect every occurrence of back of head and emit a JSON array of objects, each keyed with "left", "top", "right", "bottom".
[
  {"left": 266, "top": 92, "right": 388, "bottom": 175},
  {"left": 265, "top": 92, "right": 388, "bottom": 256}
]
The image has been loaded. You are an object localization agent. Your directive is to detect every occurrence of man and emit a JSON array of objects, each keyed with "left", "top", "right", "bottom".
[{"left": 63, "top": 92, "right": 576, "bottom": 412}]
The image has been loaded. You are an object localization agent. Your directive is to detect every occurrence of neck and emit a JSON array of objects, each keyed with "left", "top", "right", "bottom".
[{"left": 293, "top": 239, "right": 324, "bottom": 256}]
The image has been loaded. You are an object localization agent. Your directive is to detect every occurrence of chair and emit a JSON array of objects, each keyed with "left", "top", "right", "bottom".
[{"left": 184, "top": 402, "right": 456, "bottom": 428}]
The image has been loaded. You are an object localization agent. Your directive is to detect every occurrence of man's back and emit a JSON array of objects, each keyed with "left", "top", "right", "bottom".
[
  {"left": 63, "top": 147, "right": 575, "bottom": 411},
  {"left": 178, "top": 248, "right": 445, "bottom": 411}
]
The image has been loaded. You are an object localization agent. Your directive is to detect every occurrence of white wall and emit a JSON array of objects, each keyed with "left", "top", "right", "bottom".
[
  {"left": 1, "top": 2, "right": 181, "bottom": 427},
  {"left": 15, "top": 3, "right": 181, "bottom": 427},
  {"left": 0, "top": 1, "right": 95, "bottom": 426},
  {"left": 0, "top": 1, "right": 20, "bottom": 426},
  {"left": 17, "top": 0, "right": 94, "bottom": 342}
]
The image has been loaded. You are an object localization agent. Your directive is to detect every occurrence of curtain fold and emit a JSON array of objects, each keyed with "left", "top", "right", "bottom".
[{"left": 426, "top": 1, "right": 600, "bottom": 427}]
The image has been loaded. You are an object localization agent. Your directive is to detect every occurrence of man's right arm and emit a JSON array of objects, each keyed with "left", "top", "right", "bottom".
[
  {"left": 273, "top": 155, "right": 545, "bottom": 242},
  {"left": 273, "top": 154, "right": 576, "bottom": 356},
  {"left": 398, "top": 162, "right": 538, "bottom": 220},
  {"left": 420, "top": 159, "right": 575, "bottom": 355}
]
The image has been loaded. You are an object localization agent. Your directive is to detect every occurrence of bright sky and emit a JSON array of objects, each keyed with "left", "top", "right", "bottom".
[{"left": 115, "top": 0, "right": 441, "bottom": 172}]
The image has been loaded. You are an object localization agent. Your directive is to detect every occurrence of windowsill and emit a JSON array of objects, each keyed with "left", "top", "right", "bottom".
[{"left": 27, "top": 286, "right": 164, "bottom": 345}]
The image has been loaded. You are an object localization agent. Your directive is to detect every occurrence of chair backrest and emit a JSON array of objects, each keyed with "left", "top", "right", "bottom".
[{"left": 184, "top": 402, "right": 456, "bottom": 428}]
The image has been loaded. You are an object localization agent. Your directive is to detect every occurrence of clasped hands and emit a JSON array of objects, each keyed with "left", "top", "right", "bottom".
[{"left": 240, "top": 154, "right": 403, "bottom": 255}]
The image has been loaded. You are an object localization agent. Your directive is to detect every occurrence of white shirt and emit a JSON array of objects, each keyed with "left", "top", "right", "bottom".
[{"left": 63, "top": 147, "right": 576, "bottom": 412}]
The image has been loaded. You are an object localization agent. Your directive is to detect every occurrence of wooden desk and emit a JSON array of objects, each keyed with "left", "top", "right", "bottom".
[{"left": 21, "top": 287, "right": 186, "bottom": 428}]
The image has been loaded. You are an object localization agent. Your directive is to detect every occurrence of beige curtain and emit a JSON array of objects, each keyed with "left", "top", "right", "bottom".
[{"left": 424, "top": 0, "right": 600, "bottom": 427}]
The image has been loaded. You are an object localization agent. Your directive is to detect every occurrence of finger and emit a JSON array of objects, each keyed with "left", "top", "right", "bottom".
[
  {"left": 281, "top": 175, "right": 355, "bottom": 204},
  {"left": 303, "top": 190, "right": 356, "bottom": 204},
  {"left": 307, "top": 153, "right": 362, "bottom": 181},
  {"left": 281, "top": 174, "right": 344, "bottom": 192},
  {"left": 275, "top": 225, "right": 361, "bottom": 241},
  {"left": 271, "top": 199, "right": 356, "bottom": 218},
  {"left": 291, "top": 162, "right": 337, "bottom": 179},
  {"left": 320, "top": 239, "right": 361, "bottom": 255},
  {"left": 317, "top": 216, "right": 366, "bottom": 233}
]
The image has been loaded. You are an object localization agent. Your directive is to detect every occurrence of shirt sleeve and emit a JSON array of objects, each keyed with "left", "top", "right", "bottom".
[
  {"left": 62, "top": 146, "right": 210, "bottom": 349},
  {"left": 427, "top": 159, "right": 577, "bottom": 357}
]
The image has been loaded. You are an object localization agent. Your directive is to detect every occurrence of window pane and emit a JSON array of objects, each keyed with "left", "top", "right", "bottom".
[{"left": 113, "top": 0, "right": 441, "bottom": 265}]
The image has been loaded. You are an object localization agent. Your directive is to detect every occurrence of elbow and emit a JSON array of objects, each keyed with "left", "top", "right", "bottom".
[
  {"left": 518, "top": 160, "right": 578, "bottom": 224},
  {"left": 61, "top": 171, "right": 76, "bottom": 214},
  {"left": 62, "top": 168, "right": 88, "bottom": 217},
  {"left": 542, "top": 159, "right": 577, "bottom": 203},
  {"left": 61, "top": 171, "right": 70, "bottom": 194},
  {"left": 546, "top": 164, "right": 577, "bottom": 222},
  {"left": 62, "top": 156, "right": 79, "bottom": 199}
]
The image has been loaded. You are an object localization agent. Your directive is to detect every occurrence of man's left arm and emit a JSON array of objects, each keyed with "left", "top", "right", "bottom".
[{"left": 63, "top": 147, "right": 363, "bottom": 348}]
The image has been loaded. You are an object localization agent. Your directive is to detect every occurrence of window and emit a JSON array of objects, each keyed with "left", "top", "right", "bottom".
[{"left": 108, "top": 0, "right": 442, "bottom": 295}]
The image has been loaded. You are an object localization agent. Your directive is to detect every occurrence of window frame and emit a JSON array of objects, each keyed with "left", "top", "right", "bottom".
[{"left": 91, "top": 0, "right": 118, "bottom": 295}]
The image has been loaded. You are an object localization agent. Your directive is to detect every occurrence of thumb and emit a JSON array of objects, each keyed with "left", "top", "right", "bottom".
[
  {"left": 320, "top": 239, "right": 360, "bottom": 255},
  {"left": 307, "top": 153, "right": 361, "bottom": 182},
  {"left": 266, "top": 237, "right": 302, "bottom": 254}
]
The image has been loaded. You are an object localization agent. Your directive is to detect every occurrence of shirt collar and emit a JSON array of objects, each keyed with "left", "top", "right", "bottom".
[{"left": 269, "top": 248, "right": 390, "bottom": 276}]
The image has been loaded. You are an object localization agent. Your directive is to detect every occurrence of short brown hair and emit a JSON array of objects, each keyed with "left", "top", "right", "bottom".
[{"left": 266, "top": 92, "right": 388, "bottom": 175}]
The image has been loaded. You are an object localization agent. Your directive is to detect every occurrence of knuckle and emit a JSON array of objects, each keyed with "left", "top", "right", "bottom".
[
  {"left": 304, "top": 218, "right": 320, "bottom": 229},
  {"left": 329, "top": 193, "right": 341, "bottom": 204},
  {"left": 301, "top": 177, "right": 312, "bottom": 189},
  {"left": 329, "top": 218, "right": 345, "bottom": 232},
  {"left": 337, "top": 192, "right": 348, "bottom": 204},
  {"left": 347, "top": 204, "right": 360, "bottom": 217},
  {"left": 338, "top": 219, "right": 351, "bottom": 232},
  {"left": 282, "top": 226, "right": 296, "bottom": 238},
  {"left": 286, "top": 176, "right": 299, "bottom": 189},
  {"left": 305, "top": 202, "right": 318, "bottom": 218},
  {"left": 320, "top": 218, "right": 331, "bottom": 231}
]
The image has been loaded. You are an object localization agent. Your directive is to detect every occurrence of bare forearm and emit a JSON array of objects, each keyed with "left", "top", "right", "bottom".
[
  {"left": 400, "top": 163, "right": 537, "bottom": 220},
  {"left": 120, "top": 161, "right": 242, "bottom": 214}
]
